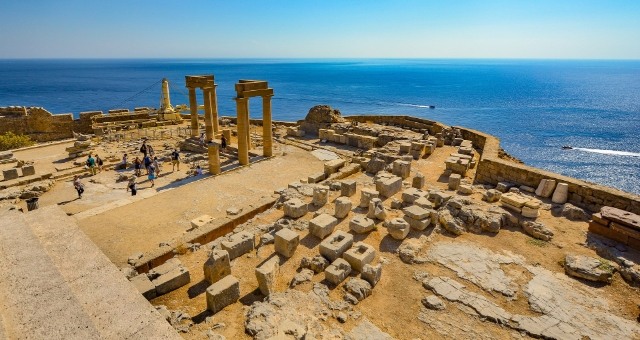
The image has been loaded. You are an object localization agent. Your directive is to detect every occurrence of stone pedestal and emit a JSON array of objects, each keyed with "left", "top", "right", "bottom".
[
  {"left": 274, "top": 228, "right": 299, "bottom": 258},
  {"left": 334, "top": 197, "right": 352, "bottom": 219},
  {"left": 206, "top": 275, "right": 240, "bottom": 313},
  {"left": 255, "top": 256, "right": 279, "bottom": 296},
  {"left": 535, "top": 179, "right": 557, "bottom": 198},
  {"left": 552, "top": 183, "right": 569, "bottom": 204},
  {"left": 203, "top": 249, "right": 231, "bottom": 284}
]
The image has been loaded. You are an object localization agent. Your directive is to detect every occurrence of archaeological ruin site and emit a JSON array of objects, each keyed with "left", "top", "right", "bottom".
[{"left": 1, "top": 75, "right": 639, "bottom": 340}]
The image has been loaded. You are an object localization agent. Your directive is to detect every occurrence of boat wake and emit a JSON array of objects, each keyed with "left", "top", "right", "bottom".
[{"left": 572, "top": 148, "right": 640, "bottom": 157}]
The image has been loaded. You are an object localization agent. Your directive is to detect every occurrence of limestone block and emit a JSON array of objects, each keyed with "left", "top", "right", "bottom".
[
  {"left": 21, "top": 165, "right": 36, "bottom": 176},
  {"left": 390, "top": 198, "right": 403, "bottom": 209},
  {"left": 340, "top": 180, "right": 357, "bottom": 197},
  {"left": 349, "top": 216, "right": 376, "bottom": 234},
  {"left": 448, "top": 174, "right": 462, "bottom": 190},
  {"left": 3, "top": 168, "right": 19, "bottom": 181},
  {"left": 500, "top": 192, "right": 529, "bottom": 208},
  {"left": 300, "top": 255, "right": 330, "bottom": 273},
  {"left": 600, "top": 207, "right": 640, "bottom": 229},
  {"left": 495, "top": 181, "right": 516, "bottom": 193},
  {"left": 403, "top": 205, "right": 430, "bottom": 220},
  {"left": 430, "top": 190, "right": 453, "bottom": 208},
  {"left": 255, "top": 256, "right": 280, "bottom": 295},
  {"left": 367, "top": 198, "right": 387, "bottom": 220},
  {"left": 308, "top": 172, "right": 325, "bottom": 184},
  {"left": 385, "top": 217, "right": 410, "bottom": 240},
  {"left": 190, "top": 214, "right": 213, "bottom": 230},
  {"left": 344, "top": 242, "right": 376, "bottom": 272},
  {"left": 535, "top": 179, "right": 557, "bottom": 198},
  {"left": 344, "top": 277, "right": 372, "bottom": 302},
  {"left": 564, "top": 254, "right": 614, "bottom": 283},
  {"left": 334, "top": 197, "right": 352, "bottom": 219},
  {"left": 324, "top": 159, "right": 346, "bottom": 176},
  {"left": 206, "top": 275, "right": 240, "bottom": 314},
  {"left": 325, "top": 258, "right": 352, "bottom": 285},
  {"left": 130, "top": 274, "right": 156, "bottom": 300},
  {"left": 320, "top": 230, "right": 354, "bottom": 262},
  {"left": 392, "top": 160, "right": 411, "bottom": 179},
  {"left": 274, "top": 228, "right": 299, "bottom": 258},
  {"left": 551, "top": 183, "right": 569, "bottom": 204},
  {"left": 458, "top": 184, "right": 473, "bottom": 195},
  {"left": 309, "top": 213, "right": 338, "bottom": 239},
  {"left": 399, "top": 142, "right": 411, "bottom": 154},
  {"left": 312, "top": 185, "right": 330, "bottom": 207},
  {"left": 521, "top": 206, "right": 539, "bottom": 219},
  {"left": 414, "top": 197, "right": 433, "bottom": 209},
  {"left": 221, "top": 231, "right": 255, "bottom": 260},
  {"left": 412, "top": 172, "right": 425, "bottom": 189},
  {"left": 359, "top": 188, "right": 379, "bottom": 208},
  {"left": 203, "top": 249, "right": 231, "bottom": 284},
  {"left": 283, "top": 198, "right": 308, "bottom": 218},
  {"left": 483, "top": 189, "right": 502, "bottom": 203},
  {"left": 153, "top": 264, "right": 190, "bottom": 296},
  {"left": 376, "top": 175, "right": 403, "bottom": 198},
  {"left": 520, "top": 185, "right": 536, "bottom": 193},
  {"left": 404, "top": 215, "right": 431, "bottom": 231},
  {"left": 0, "top": 151, "right": 13, "bottom": 160},
  {"left": 402, "top": 187, "right": 428, "bottom": 204},
  {"left": 361, "top": 264, "right": 382, "bottom": 287}
]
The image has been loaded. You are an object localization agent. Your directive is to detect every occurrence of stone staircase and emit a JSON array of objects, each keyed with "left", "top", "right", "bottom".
[{"left": 0, "top": 205, "right": 180, "bottom": 339}]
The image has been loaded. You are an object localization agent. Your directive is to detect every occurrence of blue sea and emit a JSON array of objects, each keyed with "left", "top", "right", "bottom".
[{"left": 0, "top": 59, "right": 639, "bottom": 195}]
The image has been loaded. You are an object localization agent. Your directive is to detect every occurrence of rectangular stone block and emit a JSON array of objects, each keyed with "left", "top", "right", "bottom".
[
  {"left": 206, "top": 275, "right": 240, "bottom": 314},
  {"left": 501, "top": 193, "right": 529, "bottom": 208},
  {"left": 403, "top": 215, "right": 431, "bottom": 230},
  {"left": 588, "top": 221, "right": 628, "bottom": 244},
  {"left": 130, "top": 274, "right": 156, "bottom": 300},
  {"left": 203, "top": 249, "right": 231, "bottom": 284},
  {"left": 402, "top": 188, "right": 428, "bottom": 204},
  {"left": 221, "top": 231, "right": 255, "bottom": 260},
  {"left": 21, "top": 165, "right": 36, "bottom": 176},
  {"left": 190, "top": 214, "right": 213, "bottom": 231},
  {"left": 403, "top": 205, "right": 430, "bottom": 220},
  {"left": 340, "top": 180, "right": 357, "bottom": 197},
  {"left": 591, "top": 213, "right": 610, "bottom": 226},
  {"left": 308, "top": 172, "right": 326, "bottom": 184},
  {"left": 325, "top": 258, "right": 352, "bottom": 285},
  {"left": 376, "top": 175, "right": 402, "bottom": 198},
  {"left": 324, "top": 159, "right": 346, "bottom": 176},
  {"left": 343, "top": 242, "right": 376, "bottom": 272},
  {"left": 2, "top": 168, "right": 19, "bottom": 181},
  {"left": 611, "top": 222, "right": 640, "bottom": 239},
  {"left": 309, "top": 213, "right": 338, "bottom": 239},
  {"left": 274, "top": 228, "right": 299, "bottom": 258},
  {"left": 255, "top": 256, "right": 279, "bottom": 296},
  {"left": 320, "top": 231, "right": 354, "bottom": 262},
  {"left": 601, "top": 207, "right": 640, "bottom": 230},
  {"left": 392, "top": 160, "right": 411, "bottom": 179},
  {"left": 152, "top": 264, "right": 190, "bottom": 296},
  {"left": 448, "top": 174, "right": 461, "bottom": 190}
]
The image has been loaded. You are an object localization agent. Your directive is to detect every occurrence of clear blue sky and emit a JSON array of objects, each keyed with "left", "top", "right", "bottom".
[{"left": 1, "top": 0, "right": 639, "bottom": 59}]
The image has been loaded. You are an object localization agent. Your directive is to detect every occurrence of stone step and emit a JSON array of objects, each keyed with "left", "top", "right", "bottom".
[{"left": 0, "top": 206, "right": 180, "bottom": 339}]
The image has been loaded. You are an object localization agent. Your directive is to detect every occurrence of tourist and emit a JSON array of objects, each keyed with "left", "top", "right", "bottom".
[
  {"left": 194, "top": 165, "right": 203, "bottom": 176},
  {"left": 147, "top": 163, "right": 156, "bottom": 188},
  {"left": 95, "top": 154, "right": 104, "bottom": 172},
  {"left": 121, "top": 153, "right": 128, "bottom": 169},
  {"left": 147, "top": 143, "right": 155, "bottom": 157},
  {"left": 127, "top": 175, "right": 137, "bottom": 196},
  {"left": 73, "top": 175, "right": 84, "bottom": 199},
  {"left": 153, "top": 156, "right": 161, "bottom": 176},
  {"left": 171, "top": 149, "right": 180, "bottom": 171},
  {"left": 200, "top": 132, "right": 205, "bottom": 145},
  {"left": 133, "top": 157, "right": 142, "bottom": 176},
  {"left": 143, "top": 154, "right": 152, "bottom": 175},
  {"left": 140, "top": 140, "right": 148, "bottom": 158},
  {"left": 87, "top": 154, "right": 97, "bottom": 176},
  {"left": 221, "top": 134, "right": 227, "bottom": 151}
]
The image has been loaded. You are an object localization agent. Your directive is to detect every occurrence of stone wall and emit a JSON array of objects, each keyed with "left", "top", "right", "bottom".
[
  {"left": 0, "top": 107, "right": 75, "bottom": 142},
  {"left": 344, "top": 115, "right": 445, "bottom": 135}
]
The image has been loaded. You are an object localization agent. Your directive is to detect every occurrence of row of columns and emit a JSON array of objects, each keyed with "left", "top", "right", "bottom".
[{"left": 235, "top": 94, "right": 273, "bottom": 165}]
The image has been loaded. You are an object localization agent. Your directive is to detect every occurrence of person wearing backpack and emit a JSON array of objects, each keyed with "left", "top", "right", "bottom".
[{"left": 87, "top": 154, "right": 97, "bottom": 176}]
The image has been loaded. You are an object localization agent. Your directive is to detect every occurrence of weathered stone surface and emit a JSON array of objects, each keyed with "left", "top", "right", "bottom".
[
  {"left": 21, "top": 165, "right": 36, "bottom": 176},
  {"left": 564, "top": 254, "right": 614, "bottom": 283},
  {"left": 206, "top": 275, "right": 239, "bottom": 314},
  {"left": 385, "top": 217, "right": 410, "bottom": 240},
  {"left": 430, "top": 190, "right": 453, "bottom": 208},
  {"left": 3, "top": 168, "right": 19, "bottom": 180},
  {"left": 323, "top": 159, "right": 346, "bottom": 176},
  {"left": 404, "top": 215, "right": 431, "bottom": 231},
  {"left": 152, "top": 263, "right": 191, "bottom": 296},
  {"left": 325, "top": 258, "right": 352, "bottom": 285},
  {"left": 343, "top": 277, "right": 372, "bottom": 302},
  {"left": 438, "top": 209, "right": 465, "bottom": 235},
  {"left": 349, "top": 216, "right": 375, "bottom": 234},
  {"left": 367, "top": 198, "right": 386, "bottom": 220},
  {"left": 359, "top": 188, "right": 379, "bottom": 208},
  {"left": 290, "top": 268, "right": 314, "bottom": 288},
  {"left": 390, "top": 198, "right": 403, "bottom": 209},
  {"left": 344, "top": 242, "right": 376, "bottom": 272},
  {"left": 375, "top": 172, "right": 403, "bottom": 198},
  {"left": 340, "top": 179, "right": 357, "bottom": 197},
  {"left": 495, "top": 181, "right": 515, "bottom": 193},
  {"left": 551, "top": 182, "right": 569, "bottom": 204},
  {"left": 457, "top": 184, "right": 473, "bottom": 195},
  {"left": 300, "top": 255, "right": 330, "bottom": 274},
  {"left": 312, "top": 186, "right": 329, "bottom": 207},
  {"left": 414, "top": 196, "right": 433, "bottom": 209},
  {"left": 500, "top": 192, "right": 529, "bottom": 208},
  {"left": 130, "top": 274, "right": 156, "bottom": 300},
  {"left": 601, "top": 206, "right": 640, "bottom": 230},
  {"left": 522, "top": 221, "right": 554, "bottom": 241},
  {"left": 392, "top": 160, "right": 411, "bottom": 179},
  {"left": 412, "top": 172, "right": 425, "bottom": 189},
  {"left": 401, "top": 187, "right": 428, "bottom": 204},
  {"left": 190, "top": 214, "right": 213, "bottom": 230},
  {"left": 422, "top": 295, "right": 445, "bottom": 310},
  {"left": 334, "top": 197, "right": 352, "bottom": 219},
  {"left": 203, "top": 249, "right": 231, "bottom": 284},
  {"left": 360, "top": 263, "right": 382, "bottom": 287},
  {"left": 307, "top": 172, "right": 325, "bottom": 184},
  {"left": 255, "top": 256, "right": 280, "bottom": 295},
  {"left": 483, "top": 189, "right": 502, "bottom": 203},
  {"left": 319, "top": 230, "right": 353, "bottom": 262},
  {"left": 404, "top": 205, "right": 430, "bottom": 220},
  {"left": 535, "top": 179, "right": 556, "bottom": 198},
  {"left": 561, "top": 203, "right": 589, "bottom": 221},
  {"left": 348, "top": 319, "right": 393, "bottom": 340},
  {"left": 521, "top": 206, "right": 539, "bottom": 218},
  {"left": 309, "top": 213, "right": 338, "bottom": 239},
  {"left": 448, "top": 174, "right": 461, "bottom": 190},
  {"left": 274, "top": 228, "right": 299, "bottom": 258},
  {"left": 283, "top": 198, "right": 308, "bottom": 219},
  {"left": 220, "top": 231, "right": 254, "bottom": 259}
]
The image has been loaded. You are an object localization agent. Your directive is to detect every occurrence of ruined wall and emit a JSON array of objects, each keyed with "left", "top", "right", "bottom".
[
  {"left": 0, "top": 107, "right": 75, "bottom": 142},
  {"left": 344, "top": 115, "right": 445, "bottom": 135}
]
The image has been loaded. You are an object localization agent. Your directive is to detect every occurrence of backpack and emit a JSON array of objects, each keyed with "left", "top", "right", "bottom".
[{"left": 86, "top": 159, "right": 91, "bottom": 167}]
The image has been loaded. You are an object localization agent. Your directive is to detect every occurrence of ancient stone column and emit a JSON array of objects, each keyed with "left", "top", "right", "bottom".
[
  {"left": 188, "top": 87, "right": 198, "bottom": 138},
  {"left": 235, "top": 97, "right": 249, "bottom": 165},
  {"left": 262, "top": 95, "right": 273, "bottom": 157},
  {"left": 211, "top": 85, "right": 220, "bottom": 135},
  {"left": 208, "top": 143, "right": 221, "bottom": 175},
  {"left": 203, "top": 87, "right": 214, "bottom": 141}
]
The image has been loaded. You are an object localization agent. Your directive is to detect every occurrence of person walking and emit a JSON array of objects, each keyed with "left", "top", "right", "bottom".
[
  {"left": 87, "top": 154, "right": 97, "bottom": 176},
  {"left": 120, "top": 153, "right": 128, "bottom": 170},
  {"left": 140, "top": 140, "right": 148, "bottom": 158},
  {"left": 95, "top": 154, "right": 104, "bottom": 172},
  {"left": 127, "top": 175, "right": 137, "bottom": 196},
  {"left": 147, "top": 163, "right": 156, "bottom": 188},
  {"left": 171, "top": 149, "right": 180, "bottom": 171},
  {"left": 73, "top": 175, "right": 84, "bottom": 199},
  {"left": 143, "top": 154, "right": 152, "bottom": 175},
  {"left": 220, "top": 134, "right": 227, "bottom": 151},
  {"left": 134, "top": 157, "right": 142, "bottom": 176},
  {"left": 153, "top": 156, "right": 161, "bottom": 176}
]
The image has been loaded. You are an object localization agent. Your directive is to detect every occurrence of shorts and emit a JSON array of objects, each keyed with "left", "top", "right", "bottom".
[
  {"left": 148, "top": 174, "right": 155, "bottom": 180},
  {"left": 172, "top": 159, "right": 179, "bottom": 165}
]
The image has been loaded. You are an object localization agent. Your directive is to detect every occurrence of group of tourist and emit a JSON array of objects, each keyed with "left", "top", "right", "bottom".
[{"left": 85, "top": 153, "right": 104, "bottom": 176}]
